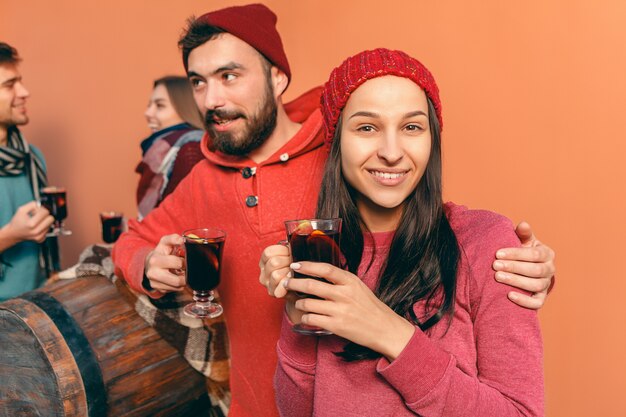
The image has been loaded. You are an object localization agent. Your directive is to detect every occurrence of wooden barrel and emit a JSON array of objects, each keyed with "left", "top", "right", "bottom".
[{"left": 0, "top": 276, "right": 211, "bottom": 417}]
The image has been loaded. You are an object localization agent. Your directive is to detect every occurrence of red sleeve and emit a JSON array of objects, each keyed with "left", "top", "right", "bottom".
[
  {"left": 376, "top": 214, "right": 544, "bottom": 416},
  {"left": 112, "top": 170, "right": 199, "bottom": 297}
]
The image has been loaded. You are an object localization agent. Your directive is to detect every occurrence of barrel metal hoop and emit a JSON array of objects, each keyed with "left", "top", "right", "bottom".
[{"left": 20, "top": 291, "right": 108, "bottom": 417}]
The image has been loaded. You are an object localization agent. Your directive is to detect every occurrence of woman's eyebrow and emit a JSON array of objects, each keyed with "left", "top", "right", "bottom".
[
  {"left": 348, "top": 111, "right": 380, "bottom": 120},
  {"left": 404, "top": 110, "right": 428, "bottom": 118},
  {"left": 348, "top": 110, "right": 428, "bottom": 119}
]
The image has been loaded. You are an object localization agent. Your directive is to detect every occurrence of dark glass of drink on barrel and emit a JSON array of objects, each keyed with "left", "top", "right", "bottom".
[
  {"left": 40, "top": 186, "right": 72, "bottom": 236},
  {"left": 284, "top": 218, "right": 342, "bottom": 336},
  {"left": 182, "top": 228, "right": 226, "bottom": 319},
  {"left": 100, "top": 212, "right": 124, "bottom": 243}
]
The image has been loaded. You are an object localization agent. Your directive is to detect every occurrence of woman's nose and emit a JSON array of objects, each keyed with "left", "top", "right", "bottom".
[
  {"left": 377, "top": 132, "right": 404, "bottom": 164},
  {"left": 144, "top": 104, "right": 154, "bottom": 119}
]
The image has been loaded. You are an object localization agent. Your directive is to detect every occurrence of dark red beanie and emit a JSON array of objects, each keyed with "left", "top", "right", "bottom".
[
  {"left": 195, "top": 3, "right": 291, "bottom": 82},
  {"left": 321, "top": 48, "right": 442, "bottom": 144}
]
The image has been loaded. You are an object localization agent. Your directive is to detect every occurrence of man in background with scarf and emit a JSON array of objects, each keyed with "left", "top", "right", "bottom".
[{"left": 0, "top": 42, "right": 54, "bottom": 301}]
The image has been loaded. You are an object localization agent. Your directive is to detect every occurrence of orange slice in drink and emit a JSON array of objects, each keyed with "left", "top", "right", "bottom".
[
  {"left": 295, "top": 220, "right": 313, "bottom": 235},
  {"left": 186, "top": 233, "right": 204, "bottom": 243}
]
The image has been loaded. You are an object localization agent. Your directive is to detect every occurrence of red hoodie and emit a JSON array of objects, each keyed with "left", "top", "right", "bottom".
[{"left": 112, "top": 87, "right": 326, "bottom": 417}]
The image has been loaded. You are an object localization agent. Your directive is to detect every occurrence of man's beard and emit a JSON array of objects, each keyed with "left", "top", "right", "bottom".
[{"left": 204, "top": 84, "right": 278, "bottom": 156}]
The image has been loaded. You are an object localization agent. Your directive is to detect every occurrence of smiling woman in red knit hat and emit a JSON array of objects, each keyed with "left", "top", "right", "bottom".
[{"left": 260, "top": 48, "right": 544, "bottom": 416}]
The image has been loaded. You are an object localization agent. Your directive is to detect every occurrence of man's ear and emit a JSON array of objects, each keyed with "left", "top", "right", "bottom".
[{"left": 271, "top": 66, "right": 289, "bottom": 98}]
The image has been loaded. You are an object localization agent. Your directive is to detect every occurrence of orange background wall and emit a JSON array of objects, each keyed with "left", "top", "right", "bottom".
[{"left": 2, "top": 1, "right": 625, "bottom": 416}]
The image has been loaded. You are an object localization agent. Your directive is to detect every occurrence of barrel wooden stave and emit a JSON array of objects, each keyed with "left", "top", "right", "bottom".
[
  {"left": 0, "top": 311, "right": 59, "bottom": 417},
  {"left": 0, "top": 301, "right": 87, "bottom": 417},
  {"left": 0, "top": 276, "right": 210, "bottom": 416},
  {"left": 107, "top": 354, "right": 209, "bottom": 416},
  {"left": 74, "top": 298, "right": 161, "bottom": 358}
]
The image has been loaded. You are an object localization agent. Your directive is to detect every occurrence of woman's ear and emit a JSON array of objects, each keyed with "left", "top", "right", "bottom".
[{"left": 271, "top": 67, "right": 289, "bottom": 98}]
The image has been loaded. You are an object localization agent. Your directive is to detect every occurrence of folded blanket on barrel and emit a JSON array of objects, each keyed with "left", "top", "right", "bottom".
[{"left": 55, "top": 244, "right": 231, "bottom": 415}]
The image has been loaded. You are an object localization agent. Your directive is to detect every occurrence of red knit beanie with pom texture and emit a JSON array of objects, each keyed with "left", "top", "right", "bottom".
[
  {"left": 320, "top": 48, "right": 442, "bottom": 145},
  {"left": 195, "top": 3, "right": 291, "bottom": 82}
]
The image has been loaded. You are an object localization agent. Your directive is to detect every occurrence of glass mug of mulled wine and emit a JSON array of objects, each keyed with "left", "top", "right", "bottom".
[
  {"left": 284, "top": 218, "right": 343, "bottom": 336},
  {"left": 100, "top": 211, "right": 124, "bottom": 244},
  {"left": 177, "top": 228, "right": 226, "bottom": 319},
  {"left": 40, "top": 186, "right": 72, "bottom": 237}
]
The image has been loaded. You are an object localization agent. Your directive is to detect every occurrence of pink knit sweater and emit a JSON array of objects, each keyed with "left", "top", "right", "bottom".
[{"left": 275, "top": 203, "right": 544, "bottom": 416}]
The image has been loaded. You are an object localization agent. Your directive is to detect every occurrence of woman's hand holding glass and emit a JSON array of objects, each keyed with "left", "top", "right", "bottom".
[
  {"left": 290, "top": 262, "right": 415, "bottom": 360},
  {"left": 261, "top": 251, "right": 416, "bottom": 360}
]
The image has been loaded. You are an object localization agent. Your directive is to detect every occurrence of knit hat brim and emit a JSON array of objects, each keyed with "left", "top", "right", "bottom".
[{"left": 321, "top": 48, "right": 442, "bottom": 144}]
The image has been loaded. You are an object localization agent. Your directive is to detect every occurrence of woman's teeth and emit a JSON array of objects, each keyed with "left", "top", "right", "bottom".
[{"left": 371, "top": 171, "right": 406, "bottom": 179}]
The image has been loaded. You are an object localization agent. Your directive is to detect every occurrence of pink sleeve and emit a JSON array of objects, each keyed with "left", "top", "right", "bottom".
[
  {"left": 274, "top": 312, "right": 317, "bottom": 416},
  {"left": 377, "top": 214, "right": 544, "bottom": 416},
  {"left": 112, "top": 172, "right": 198, "bottom": 297}
]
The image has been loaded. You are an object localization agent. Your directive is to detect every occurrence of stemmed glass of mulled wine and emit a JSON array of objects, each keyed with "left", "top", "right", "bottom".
[
  {"left": 40, "top": 186, "right": 72, "bottom": 237},
  {"left": 180, "top": 228, "right": 226, "bottom": 319},
  {"left": 100, "top": 211, "right": 124, "bottom": 243},
  {"left": 284, "top": 218, "right": 343, "bottom": 336}
]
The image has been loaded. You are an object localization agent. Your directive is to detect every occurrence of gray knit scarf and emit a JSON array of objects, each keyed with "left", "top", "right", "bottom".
[{"left": 0, "top": 127, "right": 47, "bottom": 194}]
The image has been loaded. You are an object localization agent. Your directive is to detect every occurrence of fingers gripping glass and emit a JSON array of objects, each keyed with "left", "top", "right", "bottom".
[
  {"left": 178, "top": 228, "right": 226, "bottom": 319},
  {"left": 284, "top": 218, "right": 342, "bottom": 336}
]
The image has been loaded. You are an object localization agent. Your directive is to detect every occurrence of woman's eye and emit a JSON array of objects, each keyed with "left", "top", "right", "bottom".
[
  {"left": 357, "top": 125, "right": 375, "bottom": 132},
  {"left": 405, "top": 123, "right": 424, "bottom": 132}
]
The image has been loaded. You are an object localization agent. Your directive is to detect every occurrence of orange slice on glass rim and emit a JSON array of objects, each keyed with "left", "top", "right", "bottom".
[
  {"left": 295, "top": 220, "right": 314, "bottom": 235},
  {"left": 186, "top": 233, "right": 204, "bottom": 243}
]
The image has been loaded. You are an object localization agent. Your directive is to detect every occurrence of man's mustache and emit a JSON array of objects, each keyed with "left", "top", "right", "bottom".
[{"left": 204, "top": 109, "right": 246, "bottom": 126}]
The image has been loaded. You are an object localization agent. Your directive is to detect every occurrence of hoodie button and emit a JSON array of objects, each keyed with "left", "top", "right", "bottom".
[
  {"left": 242, "top": 167, "right": 253, "bottom": 178},
  {"left": 245, "top": 195, "right": 258, "bottom": 207},
  {"left": 279, "top": 153, "right": 289, "bottom": 162}
]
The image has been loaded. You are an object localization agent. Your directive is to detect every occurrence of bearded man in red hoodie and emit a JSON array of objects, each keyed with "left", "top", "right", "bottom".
[{"left": 112, "top": 4, "right": 556, "bottom": 417}]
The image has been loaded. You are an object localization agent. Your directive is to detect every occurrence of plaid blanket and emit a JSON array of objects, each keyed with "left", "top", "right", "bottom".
[{"left": 56, "top": 244, "right": 231, "bottom": 415}]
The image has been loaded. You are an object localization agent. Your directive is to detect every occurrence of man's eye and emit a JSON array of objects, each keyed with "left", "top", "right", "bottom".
[
  {"left": 190, "top": 79, "right": 204, "bottom": 88},
  {"left": 223, "top": 73, "right": 237, "bottom": 81}
]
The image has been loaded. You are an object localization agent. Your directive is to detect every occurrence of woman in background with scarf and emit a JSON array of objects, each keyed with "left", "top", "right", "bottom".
[{"left": 136, "top": 75, "right": 204, "bottom": 219}]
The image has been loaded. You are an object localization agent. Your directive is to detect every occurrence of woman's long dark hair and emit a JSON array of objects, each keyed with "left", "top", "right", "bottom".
[{"left": 316, "top": 99, "right": 460, "bottom": 361}]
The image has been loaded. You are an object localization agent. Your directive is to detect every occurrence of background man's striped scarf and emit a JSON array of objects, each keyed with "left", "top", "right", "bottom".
[{"left": 0, "top": 127, "right": 46, "bottom": 192}]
